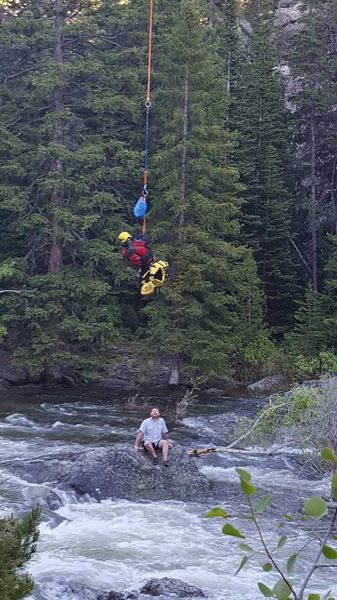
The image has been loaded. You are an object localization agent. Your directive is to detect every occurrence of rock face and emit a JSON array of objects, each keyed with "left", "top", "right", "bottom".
[
  {"left": 67, "top": 443, "right": 210, "bottom": 501},
  {"left": 247, "top": 374, "right": 289, "bottom": 396},
  {"left": 0, "top": 350, "right": 28, "bottom": 385}
]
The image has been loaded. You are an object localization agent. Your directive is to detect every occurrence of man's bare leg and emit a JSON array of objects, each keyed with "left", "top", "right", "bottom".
[
  {"left": 159, "top": 440, "right": 169, "bottom": 462},
  {"left": 144, "top": 441, "right": 157, "bottom": 458}
]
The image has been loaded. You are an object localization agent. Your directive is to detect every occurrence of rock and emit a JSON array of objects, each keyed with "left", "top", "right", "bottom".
[
  {"left": 134, "top": 578, "right": 206, "bottom": 598},
  {"left": 0, "top": 377, "right": 10, "bottom": 389},
  {"left": 299, "top": 376, "right": 337, "bottom": 390},
  {"left": 247, "top": 374, "right": 289, "bottom": 396},
  {"left": 0, "top": 350, "right": 28, "bottom": 385},
  {"left": 101, "top": 593, "right": 125, "bottom": 600},
  {"left": 67, "top": 443, "right": 210, "bottom": 501},
  {"left": 33, "top": 579, "right": 102, "bottom": 600},
  {"left": 4, "top": 454, "right": 78, "bottom": 485}
]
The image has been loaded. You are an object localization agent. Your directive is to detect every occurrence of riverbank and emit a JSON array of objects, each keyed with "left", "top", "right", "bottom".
[{"left": 0, "top": 347, "right": 290, "bottom": 398}]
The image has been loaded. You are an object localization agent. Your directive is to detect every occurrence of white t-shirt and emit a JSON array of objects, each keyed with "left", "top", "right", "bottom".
[{"left": 139, "top": 417, "right": 168, "bottom": 443}]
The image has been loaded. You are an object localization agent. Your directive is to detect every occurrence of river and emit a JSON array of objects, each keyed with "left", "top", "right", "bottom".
[{"left": 0, "top": 386, "right": 335, "bottom": 600}]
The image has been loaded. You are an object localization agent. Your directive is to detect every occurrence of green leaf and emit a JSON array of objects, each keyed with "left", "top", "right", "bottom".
[
  {"left": 253, "top": 495, "right": 272, "bottom": 513},
  {"left": 277, "top": 535, "right": 287, "bottom": 549},
  {"left": 262, "top": 562, "right": 273, "bottom": 572},
  {"left": 239, "top": 543, "right": 253, "bottom": 552},
  {"left": 321, "top": 448, "right": 337, "bottom": 463},
  {"left": 322, "top": 545, "right": 337, "bottom": 560},
  {"left": 331, "top": 474, "right": 337, "bottom": 501},
  {"left": 236, "top": 468, "right": 252, "bottom": 482},
  {"left": 303, "top": 497, "right": 327, "bottom": 519},
  {"left": 205, "top": 507, "right": 228, "bottom": 519},
  {"left": 308, "top": 595, "right": 320, "bottom": 600},
  {"left": 240, "top": 478, "right": 256, "bottom": 497},
  {"left": 282, "top": 514, "right": 294, "bottom": 522},
  {"left": 235, "top": 555, "right": 248, "bottom": 575},
  {"left": 222, "top": 524, "right": 245, "bottom": 539},
  {"left": 273, "top": 578, "right": 292, "bottom": 600},
  {"left": 287, "top": 554, "right": 297, "bottom": 574},
  {"left": 258, "top": 582, "right": 274, "bottom": 597}
]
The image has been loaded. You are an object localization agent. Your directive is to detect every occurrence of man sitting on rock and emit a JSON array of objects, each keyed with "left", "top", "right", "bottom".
[{"left": 134, "top": 407, "right": 171, "bottom": 466}]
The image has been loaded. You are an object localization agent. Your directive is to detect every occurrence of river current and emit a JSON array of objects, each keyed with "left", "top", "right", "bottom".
[{"left": 0, "top": 386, "right": 335, "bottom": 600}]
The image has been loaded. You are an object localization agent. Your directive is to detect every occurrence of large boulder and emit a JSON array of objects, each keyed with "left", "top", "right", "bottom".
[
  {"left": 67, "top": 443, "right": 210, "bottom": 501},
  {"left": 130, "top": 578, "right": 206, "bottom": 598},
  {"left": 247, "top": 374, "right": 289, "bottom": 397},
  {"left": 102, "top": 578, "right": 206, "bottom": 600}
]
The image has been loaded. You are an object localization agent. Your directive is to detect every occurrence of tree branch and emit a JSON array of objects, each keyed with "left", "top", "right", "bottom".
[
  {"left": 298, "top": 508, "right": 337, "bottom": 599},
  {"left": 247, "top": 496, "right": 298, "bottom": 600}
]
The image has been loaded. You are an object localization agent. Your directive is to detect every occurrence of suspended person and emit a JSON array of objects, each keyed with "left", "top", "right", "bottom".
[{"left": 118, "top": 231, "right": 169, "bottom": 297}]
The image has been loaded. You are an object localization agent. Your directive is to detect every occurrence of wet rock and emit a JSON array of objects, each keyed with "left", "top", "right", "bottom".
[
  {"left": 247, "top": 374, "right": 289, "bottom": 397},
  {"left": 67, "top": 443, "right": 210, "bottom": 501},
  {"left": 134, "top": 578, "right": 207, "bottom": 598},
  {"left": 0, "top": 377, "right": 10, "bottom": 389},
  {"left": 0, "top": 350, "right": 28, "bottom": 385},
  {"left": 101, "top": 579, "right": 206, "bottom": 600},
  {"left": 4, "top": 455, "right": 77, "bottom": 485},
  {"left": 100, "top": 593, "right": 125, "bottom": 600},
  {"left": 33, "top": 579, "right": 101, "bottom": 600}
]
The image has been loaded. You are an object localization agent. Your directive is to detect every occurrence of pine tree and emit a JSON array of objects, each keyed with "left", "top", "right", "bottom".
[
  {"left": 233, "top": 0, "right": 297, "bottom": 336},
  {"left": 0, "top": 507, "right": 40, "bottom": 600},
  {"left": 289, "top": 0, "right": 337, "bottom": 292},
  {"left": 0, "top": 0, "right": 147, "bottom": 379},
  {"left": 142, "top": 0, "right": 265, "bottom": 384},
  {"left": 284, "top": 287, "right": 327, "bottom": 359},
  {"left": 324, "top": 236, "right": 337, "bottom": 352}
]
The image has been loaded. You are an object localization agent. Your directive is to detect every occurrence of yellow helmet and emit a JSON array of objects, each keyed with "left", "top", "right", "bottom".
[{"left": 118, "top": 231, "right": 132, "bottom": 244}]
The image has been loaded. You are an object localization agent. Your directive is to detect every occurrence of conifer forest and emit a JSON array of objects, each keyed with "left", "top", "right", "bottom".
[{"left": 0, "top": 0, "right": 336, "bottom": 386}]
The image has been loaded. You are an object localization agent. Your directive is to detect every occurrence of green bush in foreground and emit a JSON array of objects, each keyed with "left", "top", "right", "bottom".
[
  {"left": 207, "top": 448, "right": 337, "bottom": 600},
  {"left": 0, "top": 507, "right": 40, "bottom": 600}
]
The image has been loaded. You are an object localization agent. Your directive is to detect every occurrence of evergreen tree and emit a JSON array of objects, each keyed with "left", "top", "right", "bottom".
[
  {"left": 234, "top": 0, "right": 297, "bottom": 335},
  {"left": 284, "top": 287, "right": 327, "bottom": 359},
  {"left": 324, "top": 236, "right": 337, "bottom": 352},
  {"left": 0, "top": 0, "right": 146, "bottom": 379},
  {"left": 143, "top": 0, "right": 265, "bottom": 383},
  {"left": 289, "top": 0, "right": 337, "bottom": 292},
  {"left": 0, "top": 507, "right": 40, "bottom": 600}
]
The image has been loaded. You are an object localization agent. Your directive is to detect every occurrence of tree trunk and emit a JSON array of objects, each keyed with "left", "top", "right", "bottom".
[
  {"left": 209, "top": 0, "right": 214, "bottom": 27},
  {"left": 310, "top": 112, "right": 318, "bottom": 292},
  {"left": 178, "top": 71, "right": 189, "bottom": 233},
  {"left": 48, "top": 0, "right": 64, "bottom": 273},
  {"left": 169, "top": 359, "right": 180, "bottom": 389},
  {"left": 331, "top": 161, "right": 337, "bottom": 235},
  {"left": 170, "top": 71, "right": 190, "bottom": 388}
]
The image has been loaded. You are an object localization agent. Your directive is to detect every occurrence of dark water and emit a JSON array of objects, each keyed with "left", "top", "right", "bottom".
[{"left": 0, "top": 386, "right": 334, "bottom": 600}]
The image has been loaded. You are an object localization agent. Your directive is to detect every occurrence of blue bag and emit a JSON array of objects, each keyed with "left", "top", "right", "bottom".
[{"left": 134, "top": 196, "right": 148, "bottom": 219}]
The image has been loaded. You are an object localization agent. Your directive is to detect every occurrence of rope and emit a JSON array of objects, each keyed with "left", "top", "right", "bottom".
[{"left": 141, "top": 0, "right": 154, "bottom": 234}]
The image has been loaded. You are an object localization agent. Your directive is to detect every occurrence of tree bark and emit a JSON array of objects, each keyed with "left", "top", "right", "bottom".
[
  {"left": 178, "top": 71, "right": 189, "bottom": 233},
  {"left": 48, "top": 0, "right": 64, "bottom": 273},
  {"left": 310, "top": 112, "right": 318, "bottom": 292},
  {"left": 209, "top": 0, "right": 214, "bottom": 28},
  {"left": 170, "top": 71, "right": 189, "bottom": 388}
]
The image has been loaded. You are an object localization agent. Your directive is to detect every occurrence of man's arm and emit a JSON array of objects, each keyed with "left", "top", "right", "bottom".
[{"left": 134, "top": 430, "right": 144, "bottom": 451}]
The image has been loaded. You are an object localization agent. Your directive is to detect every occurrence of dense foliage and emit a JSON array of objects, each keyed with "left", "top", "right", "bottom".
[
  {"left": 0, "top": 507, "right": 40, "bottom": 600},
  {"left": 0, "top": 0, "right": 336, "bottom": 383}
]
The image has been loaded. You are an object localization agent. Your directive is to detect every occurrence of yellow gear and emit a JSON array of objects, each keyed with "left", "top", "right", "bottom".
[
  {"left": 118, "top": 231, "right": 132, "bottom": 244},
  {"left": 140, "top": 260, "right": 169, "bottom": 296}
]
